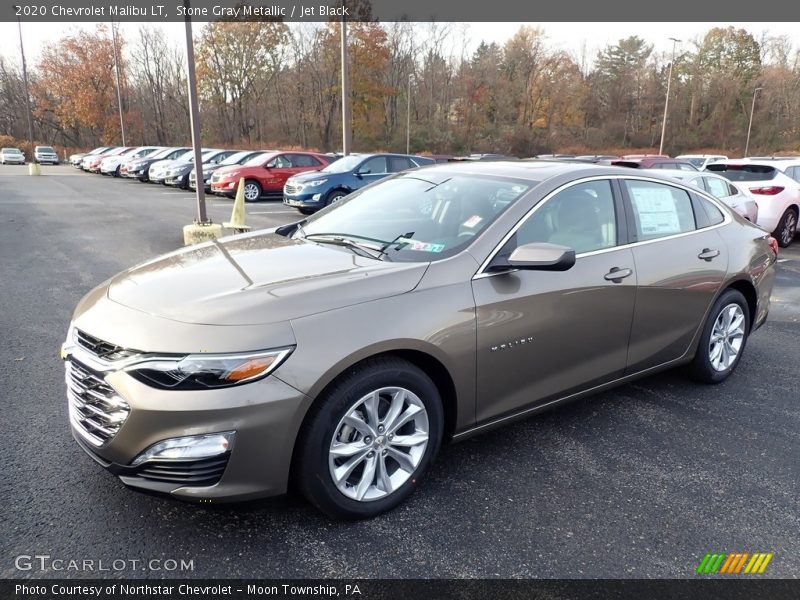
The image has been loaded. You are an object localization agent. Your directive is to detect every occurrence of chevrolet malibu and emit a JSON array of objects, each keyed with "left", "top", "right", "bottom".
[{"left": 61, "top": 162, "right": 777, "bottom": 519}]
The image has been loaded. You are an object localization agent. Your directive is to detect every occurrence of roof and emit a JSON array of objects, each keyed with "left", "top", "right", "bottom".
[{"left": 411, "top": 159, "right": 653, "bottom": 183}]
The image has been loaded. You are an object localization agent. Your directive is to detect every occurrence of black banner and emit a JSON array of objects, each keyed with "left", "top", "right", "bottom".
[
  {"left": 3, "top": 579, "right": 800, "bottom": 600},
  {"left": 4, "top": 0, "right": 800, "bottom": 22}
]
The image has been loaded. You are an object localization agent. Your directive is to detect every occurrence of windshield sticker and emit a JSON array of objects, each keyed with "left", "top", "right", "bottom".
[
  {"left": 630, "top": 187, "right": 682, "bottom": 235},
  {"left": 462, "top": 215, "right": 483, "bottom": 229},
  {"left": 407, "top": 241, "right": 446, "bottom": 253}
]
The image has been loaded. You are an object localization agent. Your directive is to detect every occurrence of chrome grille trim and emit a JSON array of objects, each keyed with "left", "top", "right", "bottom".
[
  {"left": 66, "top": 359, "right": 130, "bottom": 447},
  {"left": 283, "top": 183, "right": 303, "bottom": 195},
  {"left": 75, "top": 329, "right": 140, "bottom": 362}
]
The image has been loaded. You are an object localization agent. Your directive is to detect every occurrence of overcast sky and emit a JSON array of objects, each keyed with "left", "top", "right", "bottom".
[{"left": 0, "top": 22, "right": 796, "bottom": 66}]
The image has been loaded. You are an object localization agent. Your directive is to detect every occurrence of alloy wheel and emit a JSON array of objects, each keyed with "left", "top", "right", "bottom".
[
  {"left": 708, "top": 303, "right": 745, "bottom": 372},
  {"left": 244, "top": 183, "right": 260, "bottom": 201},
  {"left": 328, "top": 387, "right": 429, "bottom": 502},
  {"left": 781, "top": 211, "right": 797, "bottom": 246}
]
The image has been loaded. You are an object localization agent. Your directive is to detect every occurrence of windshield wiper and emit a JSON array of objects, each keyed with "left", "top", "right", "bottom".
[
  {"left": 302, "top": 233, "right": 383, "bottom": 259},
  {"left": 378, "top": 232, "right": 415, "bottom": 255}
]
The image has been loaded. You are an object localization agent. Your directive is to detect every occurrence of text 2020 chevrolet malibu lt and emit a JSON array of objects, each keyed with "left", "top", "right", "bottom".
[{"left": 62, "top": 162, "right": 777, "bottom": 519}]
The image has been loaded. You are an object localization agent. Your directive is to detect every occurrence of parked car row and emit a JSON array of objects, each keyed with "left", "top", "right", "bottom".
[{"left": 0, "top": 146, "right": 62, "bottom": 165}]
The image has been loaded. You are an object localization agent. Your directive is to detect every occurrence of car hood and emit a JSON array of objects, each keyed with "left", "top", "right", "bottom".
[
  {"left": 213, "top": 165, "right": 260, "bottom": 178},
  {"left": 290, "top": 170, "right": 334, "bottom": 184},
  {"left": 105, "top": 231, "right": 428, "bottom": 326}
]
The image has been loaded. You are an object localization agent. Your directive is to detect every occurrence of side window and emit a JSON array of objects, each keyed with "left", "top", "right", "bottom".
[
  {"left": 288, "top": 154, "right": 321, "bottom": 167},
  {"left": 699, "top": 197, "right": 725, "bottom": 226},
  {"left": 687, "top": 177, "right": 705, "bottom": 191},
  {"left": 267, "top": 155, "right": 292, "bottom": 168},
  {"left": 514, "top": 180, "right": 617, "bottom": 254},
  {"left": 786, "top": 166, "right": 800, "bottom": 182},
  {"left": 704, "top": 176, "right": 731, "bottom": 198},
  {"left": 625, "top": 180, "right": 696, "bottom": 241},
  {"left": 388, "top": 156, "right": 415, "bottom": 172},
  {"left": 678, "top": 163, "right": 696, "bottom": 171},
  {"left": 358, "top": 156, "right": 388, "bottom": 174}
]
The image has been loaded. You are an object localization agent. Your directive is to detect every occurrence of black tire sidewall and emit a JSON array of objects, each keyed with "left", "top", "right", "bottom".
[
  {"left": 692, "top": 289, "right": 750, "bottom": 383},
  {"left": 297, "top": 359, "right": 443, "bottom": 519},
  {"left": 325, "top": 190, "right": 347, "bottom": 206}
]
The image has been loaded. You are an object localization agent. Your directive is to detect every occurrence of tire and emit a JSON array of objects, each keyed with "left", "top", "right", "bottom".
[
  {"left": 295, "top": 357, "right": 444, "bottom": 520},
  {"left": 325, "top": 190, "right": 348, "bottom": 206},
  {"left": 773, "top": 208, "right": 797, "bottom": 248},
  {"left": 688, "top": 289, "right": 750, "bottom": 384},
  {"left": 113, "top": 166, "right": 121, "bottom": 178},
  {"left": 243, "top": 180, "right": 262, "bottom": 202}
]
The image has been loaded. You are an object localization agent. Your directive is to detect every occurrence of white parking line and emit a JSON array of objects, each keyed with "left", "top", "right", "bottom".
[
  {"left": 249, "top": 210, "right": 295, "bottom": 214},
  {"left": 777, "top": 259, "right": 789, "bottom": 263}
]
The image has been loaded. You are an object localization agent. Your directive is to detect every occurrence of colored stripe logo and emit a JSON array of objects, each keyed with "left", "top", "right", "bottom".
[{"left": 696, "top": 552, "right": 773, "bottom": 574}]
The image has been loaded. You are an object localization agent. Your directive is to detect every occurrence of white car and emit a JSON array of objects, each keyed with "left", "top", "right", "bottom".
[
  {"left": 100, "top": 146, "right": 162, "bottom": 177},
  {"left": 0, "top": 147, "right": 26, "bottom": 165},
  {"left": 676, "top": 154, "right": 728, "bottom": 170},
  {"left": 33, "top": 145, "right": 59, "bottom": 164},
  {"left": 70, "top": 146, "right": 110, "bottom": 167},
  {"left": 658, "top": 169, "right": 759, "bottom": 224},
  {"left": 706, "top": 160, "right": 800, "bottom": 247}
]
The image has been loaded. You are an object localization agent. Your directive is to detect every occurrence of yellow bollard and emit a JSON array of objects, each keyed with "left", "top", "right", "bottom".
[
  {"left": 28, "top": 162, "right": 41, "bottom": 176},
  {"left": 224, "top": 177, "right": 251, "bottom": 233}
]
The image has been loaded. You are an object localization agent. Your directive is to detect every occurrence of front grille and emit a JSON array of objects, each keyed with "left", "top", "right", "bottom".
[
  {"left": 66, "top": 360, "right": 130, "bottom": 447},
  {"left": 210, "top": 173, "right": 222, "bottom": 184},
  {"left": 284, "top": 183, "right": 303, "bottom": 195},
  {"left": 135, "top": 456, "right": 229, "bottom": 487},
  {"left": 75, "top": 329, "right": 139, "bottom": 362}
]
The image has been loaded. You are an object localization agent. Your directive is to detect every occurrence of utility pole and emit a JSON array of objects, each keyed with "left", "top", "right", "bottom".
[
  {"left": 406, "top": 72, "right": 412, "bottom": 154},
  {"left": 744, "top": 87, "right": 763, "bottom": 158},
  {"left": 658, "top": 37, "right": 680, "bottom": 156},
  {"left": 110, "top": 19, "right": 127, "bottom": 146},
  {"left": 183, "top": 0, "right": 207, "bottom": 224},
  {"left": 340, "top": 16, "right": 351, "bottom": 155},
  {"left": 16, "top": 16, "right": 35, "bottom": 162}
]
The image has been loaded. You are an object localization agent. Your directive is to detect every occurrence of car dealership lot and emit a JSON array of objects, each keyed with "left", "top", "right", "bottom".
[{"left": 1, "top": 165, "right": 798, "bottom": 578}]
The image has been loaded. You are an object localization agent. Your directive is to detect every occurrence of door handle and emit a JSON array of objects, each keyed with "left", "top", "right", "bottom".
[
  {"left": 698, "top": 248, "right": 720, "bottom": 261},
  {"left": 604, "top": 267, "right": 633, "bottom": 282}
]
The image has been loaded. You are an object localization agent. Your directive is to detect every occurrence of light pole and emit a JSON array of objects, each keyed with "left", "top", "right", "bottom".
[
  {"left": 16, "top": 16, "right": 35, "bottom": 163},
  {"left": 184, "top": 0, "right": 207, "bottom": 224},
  {"left": 658, "top": 37, "right": 680, "bottom": 156},
  {"left": 340, "top": 17, "right": 351, "bottom": 156},
  {"left": 406, "top": 72, "right": 413, "bottom": 154},
  {"left": 110, "top": 19, "right": 127, "bottom": 146},
  {"left": 744, "top": 87, "right": 763, "bottom": 158}
]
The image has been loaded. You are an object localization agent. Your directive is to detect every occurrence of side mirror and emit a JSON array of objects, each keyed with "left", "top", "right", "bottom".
[
  {"left": 356, "top": 168, "right": 370, "bottom": 176},
  {"left": 488, "top": 242, "right": 576, "bottom": 272}
]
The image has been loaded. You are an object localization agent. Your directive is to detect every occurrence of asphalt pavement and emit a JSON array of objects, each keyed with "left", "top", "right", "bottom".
[{"left": 1, "top": 165, "right": 798, "bottom": 579}]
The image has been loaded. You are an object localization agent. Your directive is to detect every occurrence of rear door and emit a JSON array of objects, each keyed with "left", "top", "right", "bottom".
[{"left": 621, "top": 178, "right": 728, "bottom": 373}]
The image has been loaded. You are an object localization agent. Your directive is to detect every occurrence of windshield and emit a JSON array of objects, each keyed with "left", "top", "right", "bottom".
[
  {"left": 220, "top": 151, "right": 258, "bottom": 166},
  {"left": 39, "top": 147, "right": 55, "bottom": 153},
  {"left": 243, "top": 151, "right": 277, "bottom": 166},
  {"left": 2, "top": 148, "right": 21, "bottom": 153},
  {"left": 149, "top": 147, "right": 179, "bottom": 160},
  {"left": 684, "top": 157, "right": 705, "bottom": 168},
  {"left": 298, "top": 173, "right": 532, "bottom": 262},
  {"left": 320, "top": 155, "right": 364, "bottom": 173}
]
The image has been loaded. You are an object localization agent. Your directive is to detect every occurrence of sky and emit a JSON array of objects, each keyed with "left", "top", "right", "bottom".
[{"left": 0, "top": 21, "right": 796, "bottom": 66}]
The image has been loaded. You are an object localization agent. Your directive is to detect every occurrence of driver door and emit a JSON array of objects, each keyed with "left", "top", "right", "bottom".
[{"left": 472, "top": 179, "right": 637, "bottom": 423}]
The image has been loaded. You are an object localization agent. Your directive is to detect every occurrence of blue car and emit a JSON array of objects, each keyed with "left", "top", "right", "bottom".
[{"left": 283, "top": 153, "right": 434, "bottom": 214}]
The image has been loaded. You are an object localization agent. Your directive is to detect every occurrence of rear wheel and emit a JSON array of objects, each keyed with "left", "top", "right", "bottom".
[
  {"left": 688, "top": 289, "right": 750, "bottom": 384},
  {"left": 243, "top": 180, "right": 262, "bottom": 202},
  {"left": 774, "top": 208, "right": 797, "bottom": 248},
  {"left": 295, "top": 357, "right": 443, "bottom": 519}
]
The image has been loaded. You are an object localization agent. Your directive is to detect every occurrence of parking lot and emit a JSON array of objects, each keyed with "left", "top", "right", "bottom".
[{"left": 1, "top": 164, "right": 798, "bottom": 578}]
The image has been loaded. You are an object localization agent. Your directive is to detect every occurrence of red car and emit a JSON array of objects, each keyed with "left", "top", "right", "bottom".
[
  {"left": 85, "top": 147, "right": 132, "bottom": 173},
  {"left": 210, "top": 151, "right": 332, "bottom": 201}
]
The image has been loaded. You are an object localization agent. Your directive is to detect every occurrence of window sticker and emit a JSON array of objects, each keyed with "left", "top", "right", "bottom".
[
  {"left": 630, "top": 186, "right": 682, "bottom": 235},
  {"left": 407, "top": 241, "right": 446, "bottom": 253},
  {"left": 462, "top": 215, "right": 483, "bottom": 229}
]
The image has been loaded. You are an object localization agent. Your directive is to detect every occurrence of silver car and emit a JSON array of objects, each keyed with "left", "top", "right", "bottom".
[
  {"left": 659, "top": 169, "right": 759, "bottom": 223},
  {"left": 0, "top": 147, "right": 25, "bottom": 165},
  {"left": 62, "top": 162, "right": 778, "bottom": 519}
]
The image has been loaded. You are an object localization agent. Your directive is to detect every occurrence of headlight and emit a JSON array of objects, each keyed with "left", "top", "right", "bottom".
[
  {"left": 225, "top": 171, "right": 240, "bottom": 179},
  {"left": 125, "top": 348, "right": 294, "bottom": 390},
  {"left": 307, "top": 179, "right": 328, "bottom": 187}
]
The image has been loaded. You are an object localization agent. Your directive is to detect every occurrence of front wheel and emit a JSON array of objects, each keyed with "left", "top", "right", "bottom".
[
  {"left": 688, "top": 289, "right": 750, "bottom": 384},
  {"left": 325, "top": 190, "right": 348, "bottom": 206},
  {"left": 773, "top": 208, "right": 797, "bottom": 248},
  {"left": 295, "top": 357, "right": 443, "bottom": 520},
  {"left": 243, "top": 180, "right": 262, "bottom": 202}
]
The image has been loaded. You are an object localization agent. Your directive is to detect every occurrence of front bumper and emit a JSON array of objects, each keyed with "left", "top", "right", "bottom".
[
  {"left": 64, "top": 350, "right": 309, "bottom": 502},
  {"left": 2, "top": 157, "right": 25, "bottom": 164},
  {"left": 283, "top": 193, "right": 325, "bottom": 209},
  {"left": 211, "top": 180, "right": 239, "bottom": 196},
  {"left": 164, "top": 174, "right": 189, "bottom": 187}
]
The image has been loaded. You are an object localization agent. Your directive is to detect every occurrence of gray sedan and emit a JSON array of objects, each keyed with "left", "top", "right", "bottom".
[{"left": 61, "top": 162, "right": 777, "bottom": 519}]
